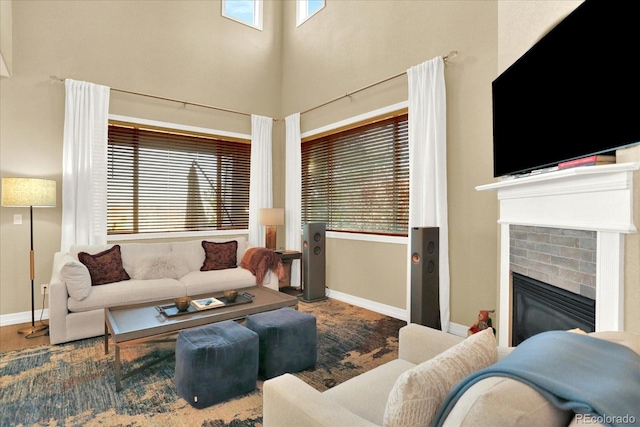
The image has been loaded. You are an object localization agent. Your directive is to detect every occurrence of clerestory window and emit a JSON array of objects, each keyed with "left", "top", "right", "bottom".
[
  {"left": 297, "top": 0, "right": 325, "bottom": 27},
  {"left": 107, "top": 123, "right": 251, "bottom": 236},
  {"left": 222, "top": 0, "right": 263, "bottom": 31},
  {"left": 301, "top": 111, "right": 409, "bottom": 236}
]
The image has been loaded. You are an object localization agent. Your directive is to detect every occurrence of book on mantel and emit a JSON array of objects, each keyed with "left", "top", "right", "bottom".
[{"left": 558, "top": 155, "right": 616, "bottom": 170}]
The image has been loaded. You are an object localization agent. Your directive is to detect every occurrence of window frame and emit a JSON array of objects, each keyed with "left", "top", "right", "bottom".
[
  {"left": 106, "top": 115, "right": 252, "bottom": 242},
  {"left": 301, "top": 102, "right": 410, "bottom": 240},
  {"left": 222, "top": 0, "right": 264, "bottom": 31},
  {"left": 296, "top": 0, "right": 325, "bottom": 27}
]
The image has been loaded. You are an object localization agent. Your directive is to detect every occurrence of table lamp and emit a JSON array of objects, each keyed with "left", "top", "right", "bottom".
[
  {"left": 2, "top": 178, "right": 57, "bottom": 337},
  {"left": 259, "top": 208, "right": 284, "bottom": 250}
]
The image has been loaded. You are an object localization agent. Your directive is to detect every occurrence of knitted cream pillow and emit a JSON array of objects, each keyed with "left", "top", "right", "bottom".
[
  {"left": 132, "top": 254, "right": 190, "bottom": 280},
  {"left": 383, "top": 328, "right": 497, "bottom": 427}
]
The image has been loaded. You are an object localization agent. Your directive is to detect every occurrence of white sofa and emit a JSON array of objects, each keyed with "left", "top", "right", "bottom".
[
  {"left": 263, "top": 324, "right": 640, "bottom": 427},
  {"left": 48, "top": 237, "right": 277, "bottom": 344}
]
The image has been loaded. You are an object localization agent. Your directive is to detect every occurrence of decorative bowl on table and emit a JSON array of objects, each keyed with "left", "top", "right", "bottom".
[
  {"left": 224, "top": 290, "right": 238, "bottom": 303},
  {"left": 174, "top": 297, "right": 191, "bottom": 312}
]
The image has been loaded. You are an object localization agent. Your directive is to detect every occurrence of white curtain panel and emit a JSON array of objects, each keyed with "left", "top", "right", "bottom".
[
  {"left": 248, "top": 114, "right": 274, "bottom": 247},
  {"left": 406, "top": 57, "right": 451, "bottom": 332},
  {"left": 60, "top": 79, "right": 110, "bottom": 253},
  {"left": 285, "top": 113, "right": 302, "bottom": 287}
]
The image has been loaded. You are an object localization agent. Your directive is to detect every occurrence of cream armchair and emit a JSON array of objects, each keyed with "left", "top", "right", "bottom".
[
  {"left": 263, "top": 324, "right": 639, "bottom": 427},
  {"left": 263, "top": 324, "right": 505, "bottom": 426}
]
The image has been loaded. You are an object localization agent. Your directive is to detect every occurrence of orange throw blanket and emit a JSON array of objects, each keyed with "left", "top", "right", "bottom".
[{"left": 241, "top": 247, "right": 285, "bottom": 285}]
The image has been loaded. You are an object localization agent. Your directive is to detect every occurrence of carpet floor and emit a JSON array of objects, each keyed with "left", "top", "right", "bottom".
[{"left": 0, "top": 298, "right": 406, "bottom": 426}]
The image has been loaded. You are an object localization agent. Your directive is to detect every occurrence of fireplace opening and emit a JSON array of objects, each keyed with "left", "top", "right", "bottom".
[{"left": 512, "top": 272, "right": 595, "bottom": 346}]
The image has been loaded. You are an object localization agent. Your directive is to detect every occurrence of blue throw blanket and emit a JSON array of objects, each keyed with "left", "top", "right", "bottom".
[{"left": 432, "top": 331, "right": 640, "bottom": 427}]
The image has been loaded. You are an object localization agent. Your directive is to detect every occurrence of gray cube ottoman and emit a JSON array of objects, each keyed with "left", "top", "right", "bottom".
[
  {"left": 245, "top": 307, "right": 317, "bottom": 379},
  {"left": 174, "top": 320, "right": 258, "bottom": 408}
]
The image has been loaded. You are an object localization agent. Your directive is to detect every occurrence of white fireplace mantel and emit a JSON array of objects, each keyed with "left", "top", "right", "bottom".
[{"left": 477, "top": 162, "right": 640, "bottom": 346}]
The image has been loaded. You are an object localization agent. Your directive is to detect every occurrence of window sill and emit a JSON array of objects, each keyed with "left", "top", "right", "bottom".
[
  {"left": 107, "top": 229, "right": 249, "bottom": 242},
  {"left": 326, "top": 231, "right": 408, "bottom": 245}
]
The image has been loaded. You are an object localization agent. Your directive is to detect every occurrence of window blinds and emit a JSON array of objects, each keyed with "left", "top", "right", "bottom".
[
  {"left": 107, "top": 125, "right": 251, "bottom": 235},
  {"left": 301, "top": 114, "right": 409, "bottom": 235}
]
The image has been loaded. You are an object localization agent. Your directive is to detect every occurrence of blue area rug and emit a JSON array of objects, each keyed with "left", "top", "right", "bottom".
[{"left": 0, "top": 299, "right": 405, "bottom": 426}]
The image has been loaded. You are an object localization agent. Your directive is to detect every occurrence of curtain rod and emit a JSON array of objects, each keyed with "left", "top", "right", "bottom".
[
  {"left": 49, "top": 75, "right": 253, "bottom": 119},
  {"left": 50, "top": 51, "right": 457, "bottom": 122},
  {"left": 299, "top": 51, "right": 458, "bottom": 116}
]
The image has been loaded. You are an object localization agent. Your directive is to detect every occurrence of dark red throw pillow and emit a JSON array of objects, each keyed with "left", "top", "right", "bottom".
[
  {"left": 78, "top": 245, "right": 131, "bottom": 286},
  {"left": 201, "top": 240, "right": 238, "bottom": 271}
]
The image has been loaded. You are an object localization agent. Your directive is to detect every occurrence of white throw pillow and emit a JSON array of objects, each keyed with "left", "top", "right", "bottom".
[
  {"left": 441, "top": 376, "right": 573, "bottom": 427},
  {"left": 383, "top": 328, "right": 498, "bottom": 427},
  {"left": 59, "top": 255, "right": 92, "bottom": 301},
  {"left": 131, "top": 254, "right": 190, "bottom": 280}
]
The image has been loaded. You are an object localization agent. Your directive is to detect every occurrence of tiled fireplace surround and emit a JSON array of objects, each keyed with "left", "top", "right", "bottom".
[
  {"left": 478, "top": 162, "right": 639, "bottom": 346},
  {"left": 510, "top": 225, "right": 596, "bottom": 300}
]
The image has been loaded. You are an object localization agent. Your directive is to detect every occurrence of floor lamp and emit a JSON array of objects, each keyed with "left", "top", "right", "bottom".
[
  {"left": 259, "top": 208, "right": 284, "bottom": 250},
  {"left": 1, "top": 178, "right": 57, "bottom": 336}
]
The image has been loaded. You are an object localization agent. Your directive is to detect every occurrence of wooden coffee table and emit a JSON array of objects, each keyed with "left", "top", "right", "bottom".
[{"left": 104, "top": 286, "right": 298, "bottom": 391}]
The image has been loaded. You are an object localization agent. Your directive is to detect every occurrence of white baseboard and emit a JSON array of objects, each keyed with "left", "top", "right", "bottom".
[
  {"left": 324, "top": 288, "right": 468, "bottom": 337},
  {"left": 326, "top": 288, "right": 408, "bottom": 321},
  {"left": 447, "top": 322, "right": 469, "bottom": 337},
  {"left": 0, "top": 309, "right": 49, "bottom": 327}
]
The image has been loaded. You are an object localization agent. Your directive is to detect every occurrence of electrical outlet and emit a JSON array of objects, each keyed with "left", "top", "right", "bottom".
[{"left": 41, "top": 284, "right": 48, "bottom": 295}]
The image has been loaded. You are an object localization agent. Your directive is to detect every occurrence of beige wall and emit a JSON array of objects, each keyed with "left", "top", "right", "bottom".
[
  {"left": 0, "top": 0, "right": 12, "bottom": 76},
  {"left": 0, "top": 0, "right": 282, "bottom": 318},
  {"left": 497, "top": 1, "right": 582, "bottom": 74},
  {"left": 280, "top": 0, "right": 499, "bottom": 325},
  {"left": 5, "top": 1, "right": 631, "bottom": 334},
  {"left": 617, "top": 145, "right": 640, "bottom": 334},
  {"left": 1, "top": 0, "right": 500, "bottom": 328}
]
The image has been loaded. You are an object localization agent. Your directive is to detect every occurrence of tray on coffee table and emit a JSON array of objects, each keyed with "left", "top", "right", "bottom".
[{"left": 156, "top": 292, "right": 254, "bottom": 318}]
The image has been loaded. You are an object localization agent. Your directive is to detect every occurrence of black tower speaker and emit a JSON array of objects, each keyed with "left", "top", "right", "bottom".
[
  {"left": 301, "top": 222, "right": 327, "bottom": 302},
  {"left": 410, "top": 227, "right": 441, "bottom": 330}
]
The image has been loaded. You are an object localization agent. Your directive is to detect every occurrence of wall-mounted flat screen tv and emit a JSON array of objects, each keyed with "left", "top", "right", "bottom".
[{"left": 492, "top": 0, "right": 640, "bottom": 177}]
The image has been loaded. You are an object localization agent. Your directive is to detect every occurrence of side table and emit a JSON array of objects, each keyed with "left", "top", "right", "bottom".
[{"left": 275, "top": 250, "right": 302, "bottom": 289}]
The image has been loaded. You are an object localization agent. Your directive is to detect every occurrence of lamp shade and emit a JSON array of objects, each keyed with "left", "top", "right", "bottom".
[
  {"left": 259, "top": 208, "right": 284, "bottom": 226},
  {"left": 1, "top": 178, "right": 57, "bottom": 207}
]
